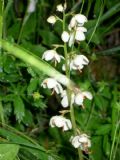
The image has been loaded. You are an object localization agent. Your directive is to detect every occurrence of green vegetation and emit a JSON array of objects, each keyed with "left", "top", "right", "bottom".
[{"left": 0, "top": 0, "right": 120, "bottom": 160}]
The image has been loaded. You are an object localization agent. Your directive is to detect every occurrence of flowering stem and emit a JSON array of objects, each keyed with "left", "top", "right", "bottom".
[{"left": 63, "top": 11, "right": 83, "bottom": 160}]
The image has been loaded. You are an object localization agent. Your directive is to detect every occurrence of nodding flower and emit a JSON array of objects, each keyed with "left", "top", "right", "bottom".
[
  {"left": 50, "top": 115, "right": 72, "bottom": 131},
  {"left": 56, "top": 3, "right": 67, "bottom": 12},
  {"left": 69, "top": 14, "right": 88, "bottom": 30},
  {"left": 61, "top": 31, "right": 70, "bottom": 43},
  {"left": 47, "top": 16, "right": 57, "bottom": 24},
  {"left": 42, "top": 50, "right": 64, "bottom": 65},
  {"left": 70, "top": 134, "right": 91, "bottom": 152},
  {"left": 41, "top": 78, "right": 63, "bottom": 94}
]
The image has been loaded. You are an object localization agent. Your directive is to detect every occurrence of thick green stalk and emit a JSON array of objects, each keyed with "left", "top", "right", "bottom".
[{"left": 0, "top": 39, "right": 75, "bottom": 89}]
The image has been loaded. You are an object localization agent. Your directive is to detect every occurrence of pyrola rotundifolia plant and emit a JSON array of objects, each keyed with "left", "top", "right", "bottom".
[{"left": 41, "top": 2, "right": 93, "bottom": 158}]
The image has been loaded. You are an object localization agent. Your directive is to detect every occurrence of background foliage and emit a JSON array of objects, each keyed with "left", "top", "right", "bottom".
[{"left": 0, "top": 0, "right": 120, "bottom": 160}]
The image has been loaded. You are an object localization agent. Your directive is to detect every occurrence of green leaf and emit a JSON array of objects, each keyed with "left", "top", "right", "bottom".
[
  {"left": 23, "top": 109, "right": 33, "bottom": 126},
  {"left": 0, "top": 144, "right": 19, "bottom": 160},
  {"left": 103, "top": 135, "right": 111, "bottom": 156},
  {"left": 0, "top": 128, "right": 46, "bottom": 152},
  {"left": 3, "top": 55, "right": 17, "bottom": 74},
  {"left": 95, "top": 124, "right": 111, "bottom": 135},
  {"left": 27, "top": 78, "right": 38, "bottom": 95},
  {"left": 39, "top": 30, "right": 60, "bottom": 47},
  {"left": 13, "top": 96, "right": 25, "bottom": 123},
  {"left": 91, "top": 136, "right": 103, "bottom": 160}
]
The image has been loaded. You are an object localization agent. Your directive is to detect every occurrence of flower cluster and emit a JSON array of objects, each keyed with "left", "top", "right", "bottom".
[
  {"left": 41, "top": 2, "right": 92, "bottom": 153},
  {"left": 61, "top": 14, "right": 87, "bottom": 47}
]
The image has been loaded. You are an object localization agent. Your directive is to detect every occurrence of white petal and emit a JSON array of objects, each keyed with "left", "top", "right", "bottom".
[
  {"left": 73, "top": 55, "right": 89, "bottom": 66},
  {"left": 63, "top": 119, "right": 72, "bottom": 131},
  {"left": 47, "top": 16, "right": 56, "bottom": 24},
  {"left": 70, "top": 136, "right": 81, "bottom": 148},
  {"left": 61, "top": 31, "right": 70, "bottom": 42},
  {"left": 41, "top": 82, "right": 46, "bottom": 88},
  {"left": 83, "top": 91, "right": 93, "bottom": 100},
  {"left": 61, "top": 95, "right": 69, "bottom": 108},
  {"left": 78, "top": 134, "right": 91, "bottom": 148},
  {"left": 76, "top": 26, "right": 87, "bottom": 32},
  {"left": 74, "top": 93, "right": 84, "bottom": 105},
  {"left": 78, "top": 134, "right": 89, "bottom": 143},
  {"left": 54, "top": 117, "right": 64, "bottom": 128},
  {"left": 42, "top": 50, "right": 54, "bottom": 61},
  {"left": 69, "top": 17, "right": 76, "bottom": 29},
  {"left": 74, "top": 14, "right": 87, "bottom": 26},
  {"left": 68, "top": 33, "right": 75, "bottom": 47},
  {"left": 54, "top": 83, "right": 63, "bottom": 94},
  {"left": 56, "top": 3, "right": 66, "bottom": 12},
  {"left": 54, "top": 54, "right": 61, "bottom": 63},
  {"left": 75, "top": 30, "right": 85, "bottom": 41},
  {"left": 46, "top": 78, "right": 57, "bottom": 89}
]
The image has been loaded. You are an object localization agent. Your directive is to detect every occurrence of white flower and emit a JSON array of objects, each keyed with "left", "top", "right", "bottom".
[
  {"left": 49, "top": 115, "right": 72, "bottom": 131},
  {"left": 27, "top": 0, "right": 37, "bottom": 13},
  {"left": 61, "top": 31, "right": 70, "bottom": 42},
  {"left": 61, "top": 90, "right": 75, "bottom": 108},
  {"left": 68, "top": 17, "right": 76, "bottom": 30},
  {"left": 47, "top": 16, "right": 56, "bottom": 24},
  {"left": 74, "top": 14, "right": 88, "bottom": 26},
  {"left": 72, "top": 55, "right": 89, "bottom": 71},
  {"left": 74, "top": 91, "right": 93, "bottom": 106},
  {"left": 77, "top": 26, "right": 87, "bottom": 32},
  {"left": 56, "top": 3, "right": 66, "bottom": 12},
  {"left": 69, "top": 14, "right": 87, "bottom": 30},
  {"left": 42, "top": 50, "right": 63, "bottom": 64},
  {"left": 68, "top": 27, "right": 87, "bottom": 46},
  {"left": 75, "top": 27, "right": 87, "bottom": 41},
  {"left": 75, "top": 30, "right": 85, "bottom": 41},
  {"left": 41, "top": 78, "right": 63, "bottom": 94},
  {"left": 70, "top": 134, "right": 91, "bottom": 151}
]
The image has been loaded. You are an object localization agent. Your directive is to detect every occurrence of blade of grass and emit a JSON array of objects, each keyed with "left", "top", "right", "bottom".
[
  {"left": 100, "top": 2, "right": 120, "bottom": 23},
  {"left": 86, "top": 3, "right": 103, "bottom": 47},
  {"left": 95, "top": 46, "right": 120, "bottom": 55},
  {"left": 0, "top": 0, "right": 4, "bottom": 40}
]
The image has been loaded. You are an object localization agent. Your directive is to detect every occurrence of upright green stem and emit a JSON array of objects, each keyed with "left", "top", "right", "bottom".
[
  {"left": 3, "top": 0, "right": 13, "bottom": 38},
  {"left": 80, "top": 0, "right": 84, "bottom": 14},
  {"left": 63, "top": 11, "right": 83, "bottom": 160}
]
